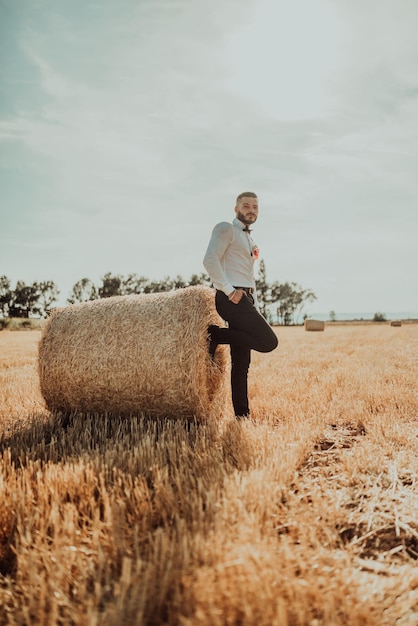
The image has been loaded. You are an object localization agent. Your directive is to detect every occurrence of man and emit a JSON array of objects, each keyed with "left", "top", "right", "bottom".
[{"left": 203, "top": 191, "right": 278, "bottom": 420}]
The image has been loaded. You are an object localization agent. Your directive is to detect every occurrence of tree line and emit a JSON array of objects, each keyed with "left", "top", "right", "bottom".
[{"left": 0, "top": 262, "right": 316, "bottom": 325}]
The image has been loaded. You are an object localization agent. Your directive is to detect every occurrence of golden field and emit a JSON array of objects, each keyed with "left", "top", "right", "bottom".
[{"left": 0, "top": 324, "right": 418, "bottom": 625}]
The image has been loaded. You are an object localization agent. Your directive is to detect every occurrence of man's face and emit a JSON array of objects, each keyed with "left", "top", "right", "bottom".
[{"left": 235, "top": 196, "right": 259, "bottom": 225}]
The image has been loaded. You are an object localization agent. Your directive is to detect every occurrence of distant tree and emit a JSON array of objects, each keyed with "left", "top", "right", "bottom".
[
  {"left": 135, "top": 272, "right": 212, "bottom": 293},
  {"left": 256, "top": 260, "right": 270, "bottom": 318},
  {"left": 98, "top": 273, "right": 124, "bottom": 298},
  {"left": 142, "top": 277, "right": 164, "bottom": 293},
  {"left": 98, "top": 272, "right": 167, "bottom": 297},
  {"left": 172, "top": 275, "right": 187, "bottom": 290},
  {"left": 188, "top": 272, "right": 211, "bottom": 287},
  {"left": 293, "top": 286, "right": 317, "bottom": 324},
  {"left": 373, "top": 312, "right": 387, "bottom": 322},
  {"left": 0, "top": 276, "right": 11, "bottom": 317},
  {"left": 68, "top": 278, "right": 98, "bottom": 304},
  {"left": 35, "top": 280, "right": 60, "bottom": 317},
  {"left": 275, "top": 282, "right": 294, "bottom": 325},
  {"left": 329, "top": 310, "right": 336, "bottom": 322},
  {"left": 275, "top": 281, "right": 317, "bottom": 325},
  {"left": 70, "top": 272, "right": 214, "bottom": 301},
  {"left": 256, "top": 262, "right": 316, "bottom": 325},
  {"left": 8, "top": 281, "right": 41, "bottom": 318},
  {"left": 256, "top": 260, "right": 316, "bottom": 325},
  {"left": 154, "top": 276, "right": 175, "bottom": 292},
  {"left": 122, "top": 274, "right": 150, "bottom": 295}
]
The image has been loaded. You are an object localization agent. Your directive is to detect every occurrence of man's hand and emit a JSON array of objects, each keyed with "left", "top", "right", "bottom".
[{"left": 228, "top": 289, "right": 245, "bottom": 304}]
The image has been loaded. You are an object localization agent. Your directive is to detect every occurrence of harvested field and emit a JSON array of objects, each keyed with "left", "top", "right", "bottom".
[{"left": 1, "top": 324, "right": 418, "bottom": 625}]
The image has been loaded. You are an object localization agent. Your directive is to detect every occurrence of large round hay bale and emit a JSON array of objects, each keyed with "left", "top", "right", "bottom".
[
  {"left": 390, "top": 320, "right": 402, "bottom": 327},
  {"left": 304, "top": 319, "right": 325, "bottom": 332},
  {"left": 38, "top": 286, "right": 228, "bottom": 420}
]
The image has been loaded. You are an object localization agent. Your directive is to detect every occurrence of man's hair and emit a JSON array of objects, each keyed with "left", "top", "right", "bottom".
[{"left": 236, "top": 191, "right": 258, "bottom": 203}]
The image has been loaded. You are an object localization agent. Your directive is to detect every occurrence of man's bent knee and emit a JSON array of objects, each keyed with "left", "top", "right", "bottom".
[{"left": 258, "top": 332, "right": 278, "bottom": 353}]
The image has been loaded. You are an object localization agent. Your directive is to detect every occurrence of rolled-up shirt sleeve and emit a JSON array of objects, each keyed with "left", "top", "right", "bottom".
[{"left": 203, "top": 222, "right": 235, "bottom": 296}]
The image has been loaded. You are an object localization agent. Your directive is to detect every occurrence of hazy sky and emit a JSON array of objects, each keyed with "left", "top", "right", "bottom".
[{"left": 1, "top": 0, "right": 417, "bottom": 314}]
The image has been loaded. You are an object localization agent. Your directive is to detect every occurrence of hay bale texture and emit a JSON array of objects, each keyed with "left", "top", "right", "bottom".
[
  {"left": 38, "top": 286, "right": 227, "bottom": 420},
  {"left": 304, "top": 319, "right": 325, "bottom": 332},
  {"left": 390, "top": 320, "right": 402, "bottom": 327}
]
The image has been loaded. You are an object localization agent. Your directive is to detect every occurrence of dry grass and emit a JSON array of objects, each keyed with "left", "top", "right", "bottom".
[{"left": 0, "top": 324, "right": 418, "bottom": 625}]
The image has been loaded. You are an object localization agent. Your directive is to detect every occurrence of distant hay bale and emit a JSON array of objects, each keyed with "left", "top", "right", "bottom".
[
  {"left": 304, "top": 319, "right": 325, "bottom": 332},
  {"left": 390, "top": 320, "right": 402, "bottom": 327},
  {"left": 38, "top": 286, "right": 228, "bottom": 420}
]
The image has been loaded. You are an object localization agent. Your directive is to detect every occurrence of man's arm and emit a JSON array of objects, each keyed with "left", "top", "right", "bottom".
[{"left": 203, "top": 222, "right": 235, "bottom": 297}]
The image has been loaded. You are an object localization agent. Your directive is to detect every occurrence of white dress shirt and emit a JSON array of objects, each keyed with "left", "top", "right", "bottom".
[{"left": 203, "top": 217, "right": 258, "bottom": 301}]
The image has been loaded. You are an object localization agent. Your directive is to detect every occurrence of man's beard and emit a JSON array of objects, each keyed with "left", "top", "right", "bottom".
[{"left": 236, "top": 210, "right": 257, "bottom": 225}]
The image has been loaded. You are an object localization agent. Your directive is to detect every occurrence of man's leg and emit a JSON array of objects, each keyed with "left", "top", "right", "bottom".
[
  {"left": 210, "top": 291, "right": 278, "bottom": 419},
  {"left": 230, "top": 343, "right": 251, "bottom": 418},
  {"left": 213, "top": 291, "right": 278, "bottom": 353}
]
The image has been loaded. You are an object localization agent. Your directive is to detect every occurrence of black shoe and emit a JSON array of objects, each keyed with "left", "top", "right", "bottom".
[{"left": 208, "top": 325, "right": 219, "bottom": 359}]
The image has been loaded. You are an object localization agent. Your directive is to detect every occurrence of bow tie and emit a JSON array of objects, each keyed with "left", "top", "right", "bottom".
[{"left": 243, "top": 227, "right": 252, "bottom": 233}]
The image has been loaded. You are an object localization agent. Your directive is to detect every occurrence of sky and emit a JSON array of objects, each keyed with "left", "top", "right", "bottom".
[{"left": 1, "top": 0, "right": 417, "bottom": 315}]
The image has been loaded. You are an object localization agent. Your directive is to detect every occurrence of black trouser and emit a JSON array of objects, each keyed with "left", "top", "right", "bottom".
[{"left": 214, "top": 290, "right": 278, "bottom": 417}]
